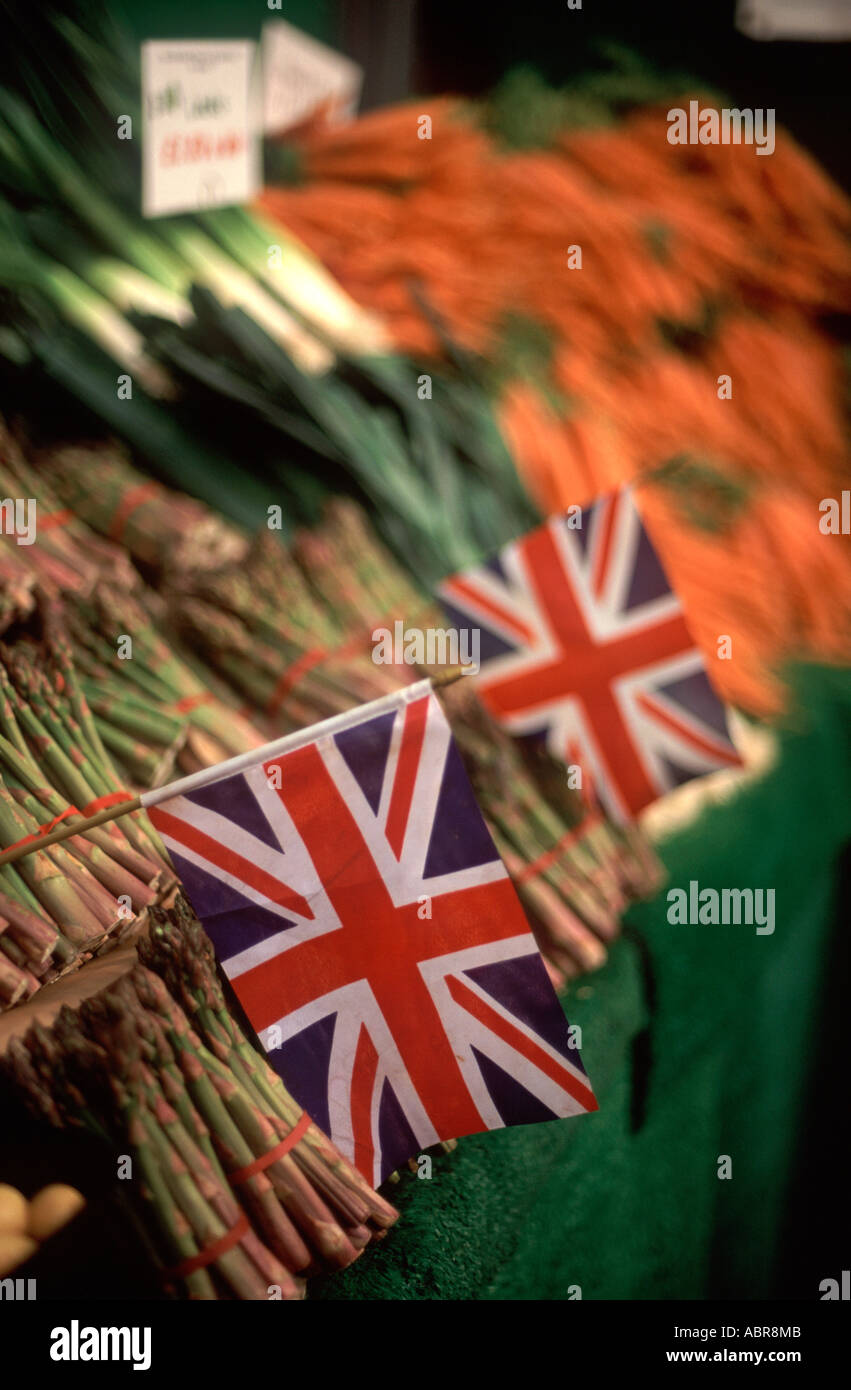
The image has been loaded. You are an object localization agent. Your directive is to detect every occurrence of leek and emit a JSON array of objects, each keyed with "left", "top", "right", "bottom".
[
  {"left": 0, "top": 89, "right": 187, "bottom": 294},
  {"left": 0, "top": 201, "right": 173, "bottom": 399},
  {"left": 84, "top": 260, "right": 192, "bottom": 326},
  {"left": 160, "top": 221, "right": 331, "bottom": 374},
  {"left": 201, "top": 207, "right": 389, "bottom": 357}
]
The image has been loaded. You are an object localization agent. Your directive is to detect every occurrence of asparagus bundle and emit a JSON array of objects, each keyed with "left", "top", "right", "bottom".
[
  {"left": 0, "top": 593, "right": 172, "bottom": 1008},
  {"left": 2, "top": 896, "right": 399, "bottom": 1298},
  {"left": 0, "top": 427, "right": 262, "bottom": 783},
  {"left": 34, "top": 438, "right": 661, "bottom": 983},
  {"left": 65, "top": 586, "right": 265, "bottom": 777},
  {"left": 170, "top": 534, "right": 407, "bottom": 732},
  {"left": 0, "top": 538, "right": 35, "bottom": 633},
  {"left": 38, "top": 440, "right": 250, "bottom": 581},
  {"left": 0, "top": 416, "right": 138, "bottom": 606},
  {"left": 38, "top": 434, "right": 409, "bottom": 730}
]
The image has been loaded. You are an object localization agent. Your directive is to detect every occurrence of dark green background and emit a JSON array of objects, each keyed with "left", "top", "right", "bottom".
[{"left": 114, "top": 1, "right": 333, "bottom": 42}]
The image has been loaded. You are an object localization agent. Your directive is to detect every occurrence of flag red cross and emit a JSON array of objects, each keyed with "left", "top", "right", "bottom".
[
  {"left": 479, "top": 525, "right": 696, "bottom": 814},
  {"left": 227, "top": 723, "right": 595, "bottom": 1162}
]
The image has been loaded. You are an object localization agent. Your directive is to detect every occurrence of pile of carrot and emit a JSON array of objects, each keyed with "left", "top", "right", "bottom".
[{"left": 258, "top": 85, "right": 851, "bottom": 714}]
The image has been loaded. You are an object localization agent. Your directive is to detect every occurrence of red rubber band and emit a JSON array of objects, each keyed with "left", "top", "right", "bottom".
[
  {"left": 266, "top": 650, "right": 327, "bottom": 716},
  {"left": 262, "top": 603, "right": 437, "bottom": 718},
  {"left": 514, "top": 812, "right": 604, "bottom": 885},
  {"left": 162, "top": 1213, "right": 249, "bottom": 1283},
  {"left": 228, "top": 1112, "right": 311, "bottom": 1184},
  {"left": 39, "top": 508, "right": 73, "bottom": 532},
  {"left": 82, "top": 791, "right": 136, "bottom": 816},
  {"left": 3, "top": 805, "right": 80, "bottom": 854},
  {"left": 172, "top": 692, "right": 216, "bottom": 715},
  {"left": 108, "top": 481, "right": 160, "bottom": 542},
  {"left": 335, "top": 607, "right": 443, "bottom": 669},
  {"left": 262, "top": 602, "right": 438, "bottom": 718}
]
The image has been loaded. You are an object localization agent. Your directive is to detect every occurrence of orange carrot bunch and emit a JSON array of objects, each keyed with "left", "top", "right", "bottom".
[{"left": 258, "top": 84, "right": 851, "bottom": 714}]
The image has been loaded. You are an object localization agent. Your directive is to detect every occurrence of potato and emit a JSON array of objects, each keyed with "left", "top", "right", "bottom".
[
  {"left": 0, "top": 1232, "right": 37, "bottom": 1275},
  {"left": 27, "top": 1184, "right": 85, "bottom": 1242},
  {"left": 0, "top": 1184, "right": 28, "bottom": 1235}
]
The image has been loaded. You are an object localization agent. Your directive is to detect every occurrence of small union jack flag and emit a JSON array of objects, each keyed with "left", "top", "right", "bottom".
[
  {"left": 439, "top": 488, "right": 740, "bottom": 821},
  {"left": 147, "top": 683, "right": 596, "bottom": 1185}
]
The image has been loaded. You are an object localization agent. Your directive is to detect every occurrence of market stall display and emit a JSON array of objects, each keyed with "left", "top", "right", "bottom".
[
  {"left": 2, "top": 425, "right": 662, "bottom": 995},
  {"left": 0, "top": 0, "right": 847, "bottom": 1316}
]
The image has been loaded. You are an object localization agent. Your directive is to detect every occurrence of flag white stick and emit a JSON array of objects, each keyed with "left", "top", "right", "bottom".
[
  {"left": 139, "top": 679, "right": 433, "bottom": 808},
  {"left": 0, "top": 671, "right": 467, "bottom": 866},
  {"left": 0, "top": 677, "right": 448, "bottom": 866}
]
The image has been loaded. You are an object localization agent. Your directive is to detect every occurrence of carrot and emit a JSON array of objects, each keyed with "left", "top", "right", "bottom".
[{"left": 257, "top": 86, "right": 851, "bottom": 711}]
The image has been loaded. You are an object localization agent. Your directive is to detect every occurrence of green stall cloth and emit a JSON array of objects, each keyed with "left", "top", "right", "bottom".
[{"left": 313, "top": 665, "right": 851, "bottom": 1300}]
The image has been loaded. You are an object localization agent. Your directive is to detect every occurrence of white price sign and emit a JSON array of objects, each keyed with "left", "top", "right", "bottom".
[
  {"left": 141, "top": 40, "right": 260, "bottom": 219},
  {"left": 262, "top": 20, "right": 363, "bottom": 135},
  {"left": 736, "top": 0, "right": 851, "bottom": 39}
]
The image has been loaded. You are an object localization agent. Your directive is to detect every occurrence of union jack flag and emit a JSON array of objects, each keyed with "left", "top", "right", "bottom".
[
  {"left": 439, "top": 488, "right": 740, "bottom": 821},
  {"left": 147, "top": 682, "right": 596, "bottom": 1185}
]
